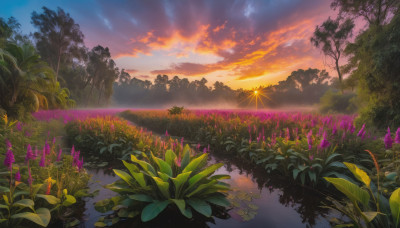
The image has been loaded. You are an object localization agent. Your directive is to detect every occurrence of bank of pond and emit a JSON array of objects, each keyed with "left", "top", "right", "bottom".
[{"left": 1, "top": 109, "right": 400, "bottom": 227}]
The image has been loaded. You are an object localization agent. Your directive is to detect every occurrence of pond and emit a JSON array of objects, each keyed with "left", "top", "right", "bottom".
[{"left": 75, "top": 153, "right": 334, "bottom": 228}]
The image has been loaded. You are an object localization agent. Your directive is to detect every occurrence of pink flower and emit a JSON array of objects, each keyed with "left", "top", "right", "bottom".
[
  {"left": 25, "top": 144, "right": 35, "bottom": 162},
  {"left": 319, "top": 131, "right": 330, "bottom": 149},
  {"left": 309, "top": 155, "right": 314, "bottom": 161},
  {"left": 357, "top": 124, "right": 366, "bottom": 138},
  {"left": 4, "top": 149, "right": 15, "bottom": 170},
  {"left": 307, "top": 130, "right": 313, "bottom": 150},
  {"left": 39, "top": 149, "right": 46, "bottom": 167},
  {"left": 395, "top": 127, "right": 400, "bottom": 144},
  {"left": 57, "top": 148, "right": 62, "bottom": 161},
  {"left": 384, "top": 127, "right": 393, "bottom": 149},
  {"left": 15, "top": 169, "right": 21, "bottom": 181},
  {"left": 45, "top": 142, "right": 51, "bottom": 155}
]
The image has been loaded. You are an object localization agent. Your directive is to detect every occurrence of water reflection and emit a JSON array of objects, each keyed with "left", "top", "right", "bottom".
[{"left": 210, "top": 154, "right": 332, "bottom": 227}]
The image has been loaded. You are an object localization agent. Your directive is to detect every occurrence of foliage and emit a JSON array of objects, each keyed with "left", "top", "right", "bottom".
[
  {"left": 94, "top": 148, "right": 230, "bottom": 226},
  {"left": 120, "top": 109, "right": 385, "bottom": 187},
  {"left": 168, "top": 106, "right": 184, "bottom": 115},
  {"left": 325, "top": 161, "right": 400, "bottom": 228},
  {"left": 311, "top": 17, "right": 354, "bottom": 89},
  {"left": 319, "top": 90, "right": 358, "bottom": 114}
]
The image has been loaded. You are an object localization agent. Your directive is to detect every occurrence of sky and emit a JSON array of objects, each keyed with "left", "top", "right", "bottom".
[{"left": 1, "top": 0, "right": 341, "bottom": 89}]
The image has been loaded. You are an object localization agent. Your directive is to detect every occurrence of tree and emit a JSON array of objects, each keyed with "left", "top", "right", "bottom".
[
  {"left": 331, "top": 0, "right": 400, "bottom": 26},
  {"left": 311, "top": 17, "right": 354, "bottom": 92},
  {"left": 31, "top": 7, "right": 85, "bottom": 81},
  {"left": 0, "top": 42, "right": 74, "bottom": 118},
  {"left": 344, "top": 13, "right": 400, "bottom": 127}
]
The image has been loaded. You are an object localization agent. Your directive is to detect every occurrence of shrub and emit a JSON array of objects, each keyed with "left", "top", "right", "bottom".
[
  {"left": 94, "top": 146, "right": 231, "bottom": 226},
  {"left": 319, "top": 90, "right": 358, "bottom": 114},
  {"left": 168, "top": 106, "right": 184, "bottom": 115}
]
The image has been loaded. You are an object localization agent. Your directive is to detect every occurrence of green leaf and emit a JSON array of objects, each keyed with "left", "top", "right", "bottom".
[
  {"left": 324, "top": 177, "right": 370, "bottom": 206},
  {"left": 182, "top": 154, "right": 207, "bottom": 173},
  {"left": 0, "top": 186, "right": 10, "bottom": 193},
  {"left": 11, "top": 208, "right": 50, "bottom": 227},
  {"left": 154, "top": 157, "right": 173, "bottom": 177},
  {"left": 165, "top": 150, "right": 177, "bottom": 167},
  {"left": 36, "top": 194, "right": 61, "bottom": 205},
  {"left": 62, "top": 195, "right": 76, "bottom": 206},
  {"left": 141, "top": 200, "right": 170, "bottom": 222},
  {"left": 171, "top": 171, "right": 192, "bottom": 198},
  {"left": 180, "top": 145, "right": 191, "bottom": 169},
  {"left": 152, "top": 177, "right": 170, "bottom": 199},
  {"left": 187, "top": 198, "right": 212, "bottom": 217},
  {"left": 129, "top": 194, "right": 153, "bottom": 202},
  {"left": 344, "top": 162, "right": 371, "bottom": 188},
  {"left": 293, "top": 169, "right": 300, "bottom": 180},
  {"left": 186, "top": 180, "right": 217, "bottom": 197},
  {"left": 113, "top": 169, "right": 135, "bottom": 186},
  {"left": 94, "top": 222, "right": 107, "bottom": 227},
  {"left": 189, "top": 163, "right": 223, "bottom": 187},
  {"left": 361, "top": 211, "right": 379, "bottom": 223},
  {"left": 131, "top": 155, "right": 156, "bottom": 176},
  {"left": 171, "top": 199, "right": 192, "bottom": 218},
  {"left": 122, "top": 160, "right": 139, "bottom": 174},
  {"left": 390, "top": 188, "right": 400, "bottom": 228},
  {"left": 13, "top": 199, "right": 35, "bottom": 211},
  {"left": 131, "top": 172, "right": 147, "bottom": 188},
  {"left": 205, "top": 195, "right": 230, "bottom": 207}
]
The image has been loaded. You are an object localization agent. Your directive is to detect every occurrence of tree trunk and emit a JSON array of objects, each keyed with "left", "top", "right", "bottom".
[
  {"left": 55, "top": 47, "right": 61, "bottom": 82},
  {"left": 335, "top": 59, "right": 343, "bottom": 94}
]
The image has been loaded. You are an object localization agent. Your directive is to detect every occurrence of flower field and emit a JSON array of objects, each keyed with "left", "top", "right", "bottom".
[{"left": 1, "top": 109, "right": 400, "bottom": 227}]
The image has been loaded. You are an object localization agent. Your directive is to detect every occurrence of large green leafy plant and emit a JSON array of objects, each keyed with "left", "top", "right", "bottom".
[
  {"left": 95, "top": 145, "right": 231, "bottom": 226},
  {"left": 325, "top": 159, "right": 400, "bottom": 227}
]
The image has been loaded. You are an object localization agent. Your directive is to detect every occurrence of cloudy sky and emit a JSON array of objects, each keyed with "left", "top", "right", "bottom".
[{"left": 2, "top": 0, "right": 340, "bottom": 89}]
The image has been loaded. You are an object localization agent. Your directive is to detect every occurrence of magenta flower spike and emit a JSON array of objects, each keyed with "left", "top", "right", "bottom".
[
  {"left": 357, "top": 124, "right": 366, "bottom": 138},
  {"left": 307, "top": 130, "right": 313, "bottom": 150},
  {"left": 57, "top": 148, "right": 62, "bottom": 161},
  {"left": 15, "top": 168, "right": 21, "bottom": 181},
  {"left": 4, "top": 149, "right": 15, "bottom": 170},
  {"left": 384, "top": 127, "right": 393, "bottom": 149},
  {"left": 45, "top": 141, "right": 51, "bottom": 155},
  {"left": 71, "top": 145, "right": 75, "bottom": 157},
  {"left": 39, "top": 149, "right": 46, "bottom": 167},
  {"left": 25, "top": 144, "right": 35, "bottom": 162},
  {"left": 319, "top": 131, "right": 331, "bottom": 149},
  {"left": 395, "top": 127, "right": 400, "bottom": 144}
]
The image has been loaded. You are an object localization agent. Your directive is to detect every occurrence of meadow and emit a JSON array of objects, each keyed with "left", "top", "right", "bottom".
[{"left": 1, "top": 108, "right": 399, "bottom": 227}]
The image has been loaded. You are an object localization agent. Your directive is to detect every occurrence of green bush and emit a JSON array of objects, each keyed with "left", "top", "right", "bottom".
[
  {"left": 319, "top": 90, "right": 358, "bottom": 114},
  {"left": 94, "top": 146, "right": 231, "bottom": 226},
  {"left": 168, "top": 106, "right": 184, "bottom": 115}
]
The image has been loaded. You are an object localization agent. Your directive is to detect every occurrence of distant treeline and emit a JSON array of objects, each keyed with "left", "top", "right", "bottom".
[{"left": 112, "top": 68, "right": 332, "bottom": 108}]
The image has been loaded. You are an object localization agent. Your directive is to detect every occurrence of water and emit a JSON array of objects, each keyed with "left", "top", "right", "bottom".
[{"left": 76, "top": 153, "right": 333, "bottom": 228}]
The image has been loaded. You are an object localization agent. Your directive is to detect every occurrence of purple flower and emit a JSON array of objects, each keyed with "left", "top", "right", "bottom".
[
  {"left": 384, "top": 127, "right": 393, "bottom": 149},
  {"left": 45, "top": 142, "right": 51, "bottom": 155},
  {"left": 203, "top": 148, "right": 207, "bottom": 153},
  {"left": 57, "top": 148, "right": 62, "bottom": 161},
  {"left": 4, "top": 149, "right": 15, "bottom": 170},
  {"left": 5, "top": 139, "right": 12, "bottom": 149},
  {"left": 357, "top": 124, "right": 366, "bottom": 138},
  {"left": 332, "top": 125, "right": 337, "bottom": 135},
  {"left": 15, "top": 169, "right": 21, "bottom": 181},
  {"left": 319, "top": 131, "right": 331, "bottom": 149},
  {"left": 25, "top": 144, "right": 35, "bottom": 162},
  {"left": 52, "top": 137, "right": 56, "bottom": 145},
  {"left": 165, "top": 130, "right": 169, "bottom": 137},
  {"left": 307, "top": 130, "right": 313, "bottom": 150},
  {"left": 39, "top": 149, "right": 46, "bottom": 167},
  {"left": 16, "top": 122, "right": 22, "bottom": 131},
  {"left": 395, "top": 127, "right": 400, "bottom": 144},
  {"left": 309, "top": 155, "right": 314, "bottom": 161},
  {"left": 71, "top": 145, "right": 75, "bottom": 157}
]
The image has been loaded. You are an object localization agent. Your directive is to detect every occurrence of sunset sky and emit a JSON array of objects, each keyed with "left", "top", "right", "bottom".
[{"left": 2, "top": 0, "right": 342, "bottom": 89}]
